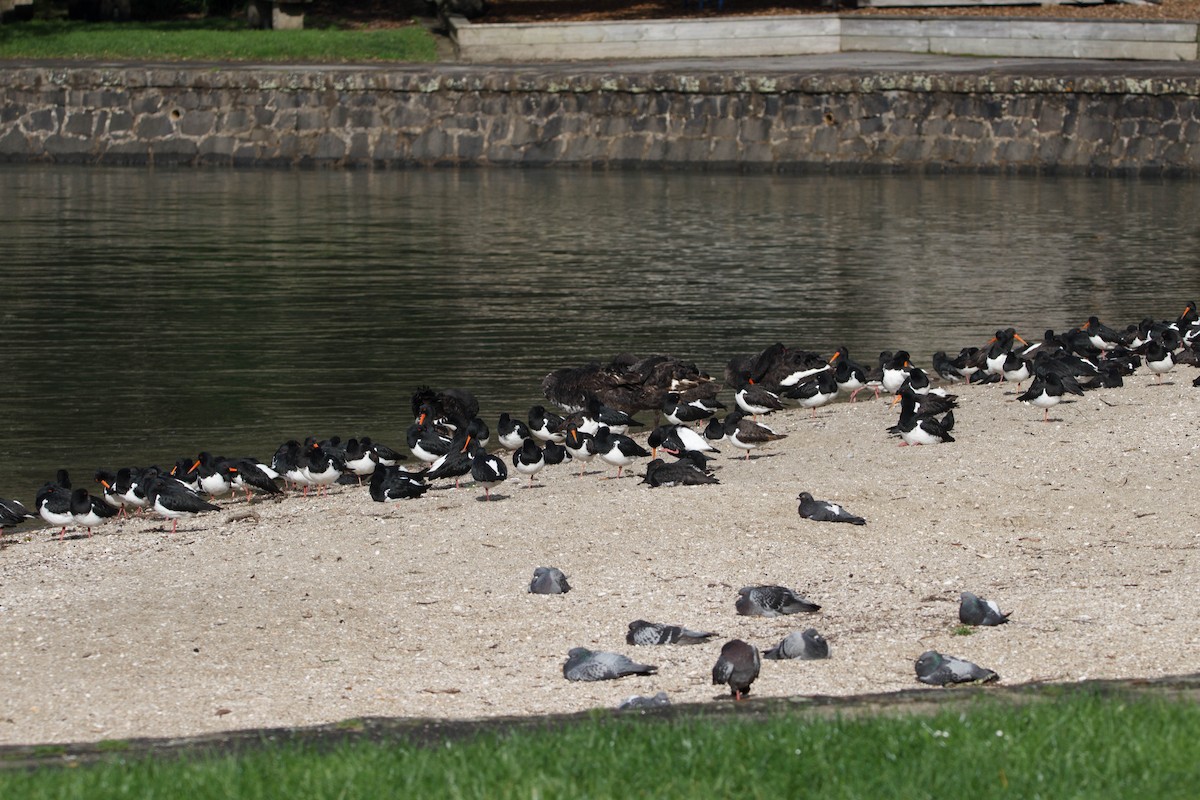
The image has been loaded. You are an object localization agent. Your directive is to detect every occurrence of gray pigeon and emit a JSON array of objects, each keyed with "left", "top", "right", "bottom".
[
  {"left": 763, "top": 628, "right": 830, "bottom": 660},
  {"left": 618, "top": 692, "right": 671, "bottom": 710},
  {"left": 736, "top": 585, "right": 821, "bottom": 617},
  {"left": 914, "top": 650, "right": 999, "bottom": 686},
  {"left": 797, "top": 492, "right": 866, "bottom": 525},
  {"left": 626, "top": 619, "right": 717, "bottom": 646},
  {"left": 712, "top": 639, "right": 761, "bottom": 700},
  {"left": 958, "top": 591, "right": 1011, "bottom": 626},
  {"left": 563, "top": 647, "right": 657, "bottom": 682},
  {"left": 529, "top": 566, "right": 571, "bottom": 594}
]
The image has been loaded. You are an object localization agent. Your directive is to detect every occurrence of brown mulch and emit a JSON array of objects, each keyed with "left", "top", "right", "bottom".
[{"left": 475, "top": 0, "right": 1200, "bottom": 24}]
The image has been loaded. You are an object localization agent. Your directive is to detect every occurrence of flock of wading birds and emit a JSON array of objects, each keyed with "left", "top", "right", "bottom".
[{"left": 2, "top": 302, "right": 1199, "bottom": 699}]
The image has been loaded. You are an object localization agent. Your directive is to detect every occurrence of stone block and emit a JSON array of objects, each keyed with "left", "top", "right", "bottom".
[
  {"left": 150, "top": 138, "right": 198, "bottom": 163},
  {"left": 198, "top": 136, "right": 235, "bottom": 158},
  {"left": 134, "top": 114, "right": 175, "bottom": 139},
  {"left": 131, "top": 94, "right": 163, "bottom": 116},
  {"left": 0, "top": 126, "right": 32, "bottom": 157},
  {"left": 313, "top": 132, "right": 345, "bottom": 160},
  {"left": 410, "top": 128, "right": 449, "bottom": 161},
  {"left": 25, "top": 108, "right": 58, "bottom": 133},
  {"left": 179, "top": 110, "right": 216, "bottom": 137},
  {"left": 63, "top": 112, "right": 94, "bottom": 137},
  {"left": 101, "top": 140, "right": 151, "bottom": 165},
  {"left": 296, "top": 108, "right": 326, "bottom": 131},
  {"left": 346, "top": 132, "right": 371, "bottom": 162}
]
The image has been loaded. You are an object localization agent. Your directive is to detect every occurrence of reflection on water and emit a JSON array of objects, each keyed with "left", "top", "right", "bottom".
[{"left": 1, "top": 165, "right": 1198, "bottom": 499}]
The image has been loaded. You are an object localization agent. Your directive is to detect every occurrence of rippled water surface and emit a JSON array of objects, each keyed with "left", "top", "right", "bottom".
[{"left": 2, "top": 165, "right": 1198, "bottom": 499}]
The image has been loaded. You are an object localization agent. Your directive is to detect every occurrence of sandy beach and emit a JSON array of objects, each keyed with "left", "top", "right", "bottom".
[{"left": 1, "top": 369, "right": 1198, "bottom": 747}]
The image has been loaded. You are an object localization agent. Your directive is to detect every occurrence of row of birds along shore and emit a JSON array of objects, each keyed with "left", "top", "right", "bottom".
[
  {"left": 1, "top": 301, "right": 1198, "bottom": 547},
  {"left": 1, "top": 300, "right": 1197, "bottom": 700}
]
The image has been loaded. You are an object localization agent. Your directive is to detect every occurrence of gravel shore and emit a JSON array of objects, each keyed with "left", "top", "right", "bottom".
[{"left": 1, "top": 370, "right": 1198, "bottom": 746}]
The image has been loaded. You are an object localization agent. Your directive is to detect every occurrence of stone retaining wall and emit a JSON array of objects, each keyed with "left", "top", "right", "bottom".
[{"left": 2, "top": 63, "right": 1200, "bottom": 173}]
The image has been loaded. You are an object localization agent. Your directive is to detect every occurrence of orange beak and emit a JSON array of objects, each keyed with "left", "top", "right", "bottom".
[{"left": 188, "top": 459, "right": 201, "bottom": 473}]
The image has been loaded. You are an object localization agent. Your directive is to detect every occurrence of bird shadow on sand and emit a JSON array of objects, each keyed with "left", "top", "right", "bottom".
[
  {"left": 734, "top": 452, "right": 782, "bottom": 462},
  {"left": 475, "top": 494, "right": 511, "bottom": 503}
]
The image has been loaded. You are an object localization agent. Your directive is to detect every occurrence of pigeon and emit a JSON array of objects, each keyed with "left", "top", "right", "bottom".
[
  {"left": 712, "top": 639, "right": 761, "bottom": 700},
  {"left": 529, "top": 566, "right": 571, "bottom": 594},
  {"left": 763, "top": 628, "right": 830, "bottom": 660},
  {"left": 797, "top": 492, "right": 866, "bottom": 525},
  {"left": 958, "top": 591, "right": 1011, "bottom": 627},
  {"left": 915, "top": 650, "right": 999, "bottom": 686},
  {"left": 736, "top": 585, "right": 820, "bottom": 617},
  {"left": 618, "top": 692, "right": 671, "bottom": 710},
  {"left": 626, "top": 619, "right": 716, "bottom": 646},
  {"left": 563, "top": 648, "right": 657, "bottom": 682}
]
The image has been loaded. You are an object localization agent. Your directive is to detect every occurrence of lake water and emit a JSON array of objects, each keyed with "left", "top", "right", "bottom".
[{"left": 2, "top": 165, "right": 1198, "bottom": 500}]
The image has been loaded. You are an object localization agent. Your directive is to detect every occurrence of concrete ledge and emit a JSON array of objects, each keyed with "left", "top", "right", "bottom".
[{"left": 450, "top": 14, "right": 1200, "bottom": 62}]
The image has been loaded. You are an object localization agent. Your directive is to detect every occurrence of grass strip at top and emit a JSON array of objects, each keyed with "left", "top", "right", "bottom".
[
  {"left": 2, "top": 691, "right": 1199, "bottom": 798},
  {"left": 0, "top": 20, "right": 437, "bottom": 63}
]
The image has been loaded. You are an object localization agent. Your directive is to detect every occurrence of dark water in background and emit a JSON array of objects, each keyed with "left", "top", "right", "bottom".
[{"left": 2, "top": 164, "right": 1199, "bottom": 500}]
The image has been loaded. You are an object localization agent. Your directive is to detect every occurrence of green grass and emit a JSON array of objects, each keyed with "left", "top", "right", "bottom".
[
  {"left": 0, "top": 19, "right": 438, "bottom": 62},
  {"left": 3, "top": 692, "right": 1199, "bottom": 798}
]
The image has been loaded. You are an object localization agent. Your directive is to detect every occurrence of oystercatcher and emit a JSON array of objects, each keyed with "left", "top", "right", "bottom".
[
  {"left": 1144, "top": 339, "right": 1176, "bottom": 383},
  {"left": 716, "top": 411, "right": 787, "bottom": 460},
  {"left": 783, "top": 369, "right": 839, "bottom": 417},
  {"left": 881, "top": 350, "right": 913, "bottom": 395},
  {"left": 512, "top": 437, "right": 546, "bottom": 487},
  {"left": 1018, "top": 371, "right": 1084, "bottom": 422},
  {"left": 591, "top": 426, "right": 650, "bottom": 479},
  {"left": 368, "top": 464, "right": 429, "bottom": 502},
  {"left": 661, "top": 392, "right": 720, "bottom": 426},
  {"left": 1082, "top": 315, "right": 1127, "bottom": 351},
  {"left": 36, "top": 472, "right": 73, "bottom": 539},
  {"left": 733, "top": 376, "right": 783, "bottom": 418},
  {"left": 69, "top": 487, "right": 119, "bottom": 537},
  {"left": 0, "top": 497, "right": 35, "bottom": 542},
  {"left": 469, "top": 440, "right": 508, "bottom": 501},
  {"left": 894, "top": 393, "right": 955, "bottom": 446},
  {"left": 497, "top": 412, "right": 531, "bottom": 450},
  {"left": 562, "top": 424, "right": 597, "bottom": 477},
  {"left": 528, "top": 405, "right": 566, "bottom": 443},
  {"left": 146, "top": 474, "right": 221, "bottom": 534}
]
